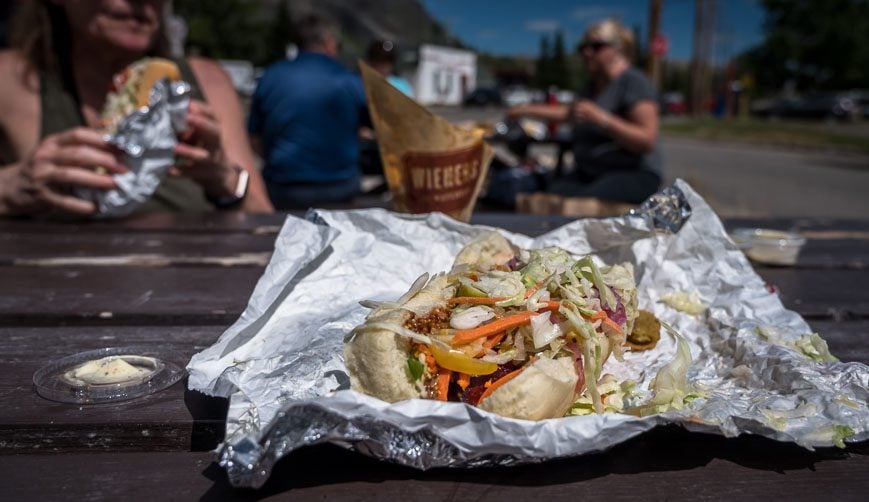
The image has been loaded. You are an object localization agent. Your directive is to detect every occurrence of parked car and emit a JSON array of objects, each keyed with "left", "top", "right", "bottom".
[
  {"left": 659, "top": 91, "right": 687, "bottom": 115},
  {"left": 501, "top": 86, "right": 536, "bottom": 107},
  {"left": 849, "top": 89, "right": 869, "bottom": 118},
  {"left": 463, "top": 87, "right": 503, "bottom": 107},
  {"left": 750, "top": 96, "right": 797, "bottom": 118},
  {"left": 218, "top": 59, "right": 257, "bottom": 96},
  {"left": 751, "top": 92, "right": 860, "bottom": 121},
  {"left": 554, "top": 89, "right": 575, "bottom": 104}
]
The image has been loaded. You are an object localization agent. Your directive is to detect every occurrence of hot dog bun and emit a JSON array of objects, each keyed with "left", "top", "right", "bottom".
[
  {"left": 344, "top": 273, "right": 455, "bottom": 402},
  {"left": 345, "top": 232, "right": 630, "bottom": 420},
  {"left": 101, "top": 58, "right": 182, "bottom": 133},
  {"left": 477, "top": 357, "right": 578, "bottom": 420}
]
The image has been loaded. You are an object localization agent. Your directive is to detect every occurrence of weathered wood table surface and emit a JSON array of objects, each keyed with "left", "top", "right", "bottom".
[{"left": 0, "top": 212, "right": 866, "bottom": 500}]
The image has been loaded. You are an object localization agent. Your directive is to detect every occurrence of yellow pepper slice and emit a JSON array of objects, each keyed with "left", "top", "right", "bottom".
[
  {"left": 428, "top": 343, "right": 498, "bottom": 375},
  {"left": 457, "top": 283, "right": 488, "bottom": 298}
]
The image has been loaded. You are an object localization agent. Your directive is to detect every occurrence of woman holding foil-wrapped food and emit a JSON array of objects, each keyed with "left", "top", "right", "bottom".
[
  {"left": 0, "top": 0, "right": 273, "bottom": 216},
  {"left": 507, "top": 19, "right": 662, "bottom": 205}
]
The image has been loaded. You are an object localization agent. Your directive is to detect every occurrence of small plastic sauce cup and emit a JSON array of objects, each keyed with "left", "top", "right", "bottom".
[{"left": 731, "top": 228, "right": 806, "bottom": 266}]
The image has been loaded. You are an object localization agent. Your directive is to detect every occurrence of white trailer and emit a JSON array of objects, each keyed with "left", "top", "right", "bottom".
[{"left": 414, "top": 45, "right": 477, "bottom": 106}]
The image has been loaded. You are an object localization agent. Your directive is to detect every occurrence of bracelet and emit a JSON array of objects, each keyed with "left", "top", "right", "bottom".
[{"left": 207, "top": 164, "right": 249, "bottom": 209}]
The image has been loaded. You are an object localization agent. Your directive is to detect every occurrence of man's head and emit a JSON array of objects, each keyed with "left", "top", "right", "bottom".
[{"left": 297, "top": 13, "right": 341, "bottom": 57}]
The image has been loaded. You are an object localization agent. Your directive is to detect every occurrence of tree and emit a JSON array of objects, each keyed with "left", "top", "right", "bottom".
[
  {"left": 744, "top": 0, "right": 869, "bottom": 94},
  {"left": 174, "top": 0, "right": 273, "bottom": 66},
  {"left": 632, "top": 24, "right": 648, "bottom": 72},
  {"left": 551, "top": 31, "right": 570, "bottom": 89},
  {"left": 263, "top": 1, "right": 294, "bottom": 64},
  {"left": 535, "top": 35, "right": 552, "bottom": 88}
]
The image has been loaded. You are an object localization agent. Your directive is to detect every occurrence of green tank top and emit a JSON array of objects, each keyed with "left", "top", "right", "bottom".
[{"left": 39, "top": 58, "right": 214, "bottom": 214}]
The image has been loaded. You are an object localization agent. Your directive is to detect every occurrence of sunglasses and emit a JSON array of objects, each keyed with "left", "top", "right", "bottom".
[{"left": 579, "top": 41, "right": 611, "bottom": 53}]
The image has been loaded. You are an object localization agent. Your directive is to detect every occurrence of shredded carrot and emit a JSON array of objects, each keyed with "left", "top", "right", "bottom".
[
  {"left": 416, "top": 344, "right": 436, "bottom": 371},
  {"left": 601, "top": 316, "right": 624, "bottom": 335},
  {"left": 524, "top": 278, "right": 548, "bottom": 298},
  {"left": 477, "top": 366, "right": 526, "bottom": 403},
  {"left": 577, "top": 308, "right": 623, "bottom": 334},
  {"left": 540, "top": 301, "right": 561, "bottom": 311},
  {"left": 436, "top": 368, "right": 452, "bottom": 401},
  {"left": 476, "top": 331, "right": 508, "bottom": 357},
  {"left": 586, "top": 310, "right": 608, "bottom": 321},
  {"left": 482, "top": 331, "right": 507, "bottom": 350},
  {"left": 456, "top": 372, "right": 471, "bottom": 390},
  {"left": 451, "top": 311, "right": 538, "bottom": 346}
]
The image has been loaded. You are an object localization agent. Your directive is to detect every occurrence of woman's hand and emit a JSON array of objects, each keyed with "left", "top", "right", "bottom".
[
  {"left": 0, "top": 127, "right": 126, "bottom": 215},
  {"left": 572, "top": 100, "right": 611, "bottom": 129},
  {"left": 174, "top": 100, "right": 240, "bottom": 199}
]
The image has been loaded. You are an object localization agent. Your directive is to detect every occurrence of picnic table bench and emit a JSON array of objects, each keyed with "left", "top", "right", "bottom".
[{"left": 0, "top": 212, "right": 866, "bottom": 499}]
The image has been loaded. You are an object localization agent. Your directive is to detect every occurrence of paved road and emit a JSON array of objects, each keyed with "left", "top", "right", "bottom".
[
  {"left": 432, "top": 106, "right": 869, "bottom": 219},
  {"left": 662, "top": 137, "right": 869, "bottom": 218}
]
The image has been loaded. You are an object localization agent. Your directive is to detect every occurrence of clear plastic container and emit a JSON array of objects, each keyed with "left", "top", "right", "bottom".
[
  {"left": 33, "top": 346, "right": 186, "bottom": 404},
  {"left": 731, "top": 228, "right": 807, "bottom": 266}
]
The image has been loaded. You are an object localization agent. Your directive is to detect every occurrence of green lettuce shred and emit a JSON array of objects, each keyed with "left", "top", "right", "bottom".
[
  {"left": 756, "top": 327, "right": 838, "bottom": 363},
  {"left": 633, "top": 321, "right": 693, "bottom": 416},
  {"left": 833, "top": 425, "right": 856, "bottom": 449},
  {"left": 574, "top": 257, "right": 617, "bottom": 310},
  {"left": 407, "top": 357, "right": 425, "bottom": 381}
]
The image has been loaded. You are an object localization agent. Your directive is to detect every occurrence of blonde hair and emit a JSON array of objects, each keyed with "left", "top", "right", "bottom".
[{"left": 582, "top": 19, "right": 635, "bottom": 60}]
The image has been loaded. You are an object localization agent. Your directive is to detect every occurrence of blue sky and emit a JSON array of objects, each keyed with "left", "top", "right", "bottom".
[{"left": 420, "top": 0, "right": 766, "bottom": 62}]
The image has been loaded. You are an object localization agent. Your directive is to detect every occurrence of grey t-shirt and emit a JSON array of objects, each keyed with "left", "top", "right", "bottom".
[{"left": 570, "top": 67, "right": 662, "bottom": 181}]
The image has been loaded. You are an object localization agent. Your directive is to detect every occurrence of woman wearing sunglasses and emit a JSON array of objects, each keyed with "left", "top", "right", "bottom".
[{"left": 508, "top": 19, "right": 662, "bottom": 205}]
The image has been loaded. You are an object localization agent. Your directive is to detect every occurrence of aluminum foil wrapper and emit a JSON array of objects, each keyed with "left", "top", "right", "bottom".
[
  {"left": 77, "top": 79, "right": 191, "bottom": 217},
  {"left": 187, "top": 180, "right": 868, "bottom": 488}
]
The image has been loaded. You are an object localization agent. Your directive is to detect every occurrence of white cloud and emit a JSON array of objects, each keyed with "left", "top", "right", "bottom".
[
  {"left": 476, "top": 28, "right": 500, "bottom": 40},
  {"left": 524, "top": 19, "right": 560, "bottom": 32},
  {"left": 571, "top": 6, "right": 623, "bottom": 22}
]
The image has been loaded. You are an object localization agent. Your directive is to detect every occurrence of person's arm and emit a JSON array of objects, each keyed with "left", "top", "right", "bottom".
[
  {"left": 506, "top": 103, "right": 570, "bottom": 122},
  {"left": 573, "top": 99, "right": 658, "bottom": 154},
  {"left": 248, "top": 134, "right": 264, "bottom": 157},
  {"left": 0, "top": 128, "right": 126, "bottom": 215},
  {"left": 247, "top": 75, "right": 266, "bottom": 159},
  {"left": 0, "top": 51, "right": 122, "bottom": 216},
  {"left": 186, "top": 57, "right": 273, "bottom": 213}
]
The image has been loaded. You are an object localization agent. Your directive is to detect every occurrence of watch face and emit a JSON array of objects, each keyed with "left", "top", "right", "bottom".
[
  {"left": 233, "top": 167, "right": 250, "bottom": 199},
  {"left": 210, "top": 166, "right": 248, "bottom": 208}
]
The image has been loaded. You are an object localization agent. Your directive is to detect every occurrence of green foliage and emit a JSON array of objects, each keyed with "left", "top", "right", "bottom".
[
  {"left": 535, "top": 31, "right": 575, "bottom": 89},
  {"left": 661, "top": 61, "right": 691, "bottom": 95},
  {"left": 174, "top": 0, "right": 289, "bottom": 66},
  {"left": 745, "top": 0, "right": 869, "bottom": 94},
  {"left": 632, "top": 24, "right": 648, "bottom": 71},
  {"left": 535, "top": 35, "right": 552, "bottom": 88},
  {"left": 263, "top": 1, "right": 295, "bottom": 64},
  {"left": 660, "top": 118, "right": 869, "bottom": 154}
]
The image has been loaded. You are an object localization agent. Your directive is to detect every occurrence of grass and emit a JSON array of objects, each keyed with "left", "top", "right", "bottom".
[{"left": 660, "top": 118, "right": 869, "bottom": 155}]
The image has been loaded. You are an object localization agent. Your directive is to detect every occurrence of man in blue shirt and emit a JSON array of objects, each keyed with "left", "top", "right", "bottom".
[{"left": 248, "top": 14, "right": 369, "bottom": 209}]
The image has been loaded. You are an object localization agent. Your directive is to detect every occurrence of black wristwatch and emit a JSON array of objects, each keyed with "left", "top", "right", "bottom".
[{"left": 208, "top": 164, "right": 249, "bottom": 209}]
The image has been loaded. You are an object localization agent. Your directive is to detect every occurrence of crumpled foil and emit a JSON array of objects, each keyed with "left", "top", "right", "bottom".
[
  {"left": 77, "top": 79, "right": 191, "bottom": 217},
  {"left": 187, "top": 180, "right": 869, "bottom": 488}
]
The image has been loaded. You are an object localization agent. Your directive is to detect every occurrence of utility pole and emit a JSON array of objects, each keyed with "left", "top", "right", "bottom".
[
  {"left": 690, "top": 0, "right": 715, "bottom": 115},
  {"left": 646, "top": 0, "right": 663, "bottom": 88}
]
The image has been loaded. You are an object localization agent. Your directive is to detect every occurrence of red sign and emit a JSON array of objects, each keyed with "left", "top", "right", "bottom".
[{"left": 651, "top": 34, "right": 669, "bottom": 57}]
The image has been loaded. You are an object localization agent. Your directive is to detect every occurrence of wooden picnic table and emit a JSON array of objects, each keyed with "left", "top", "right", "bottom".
[{"left": 0, "top": 211, "right": 867, "bottom": 500}]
